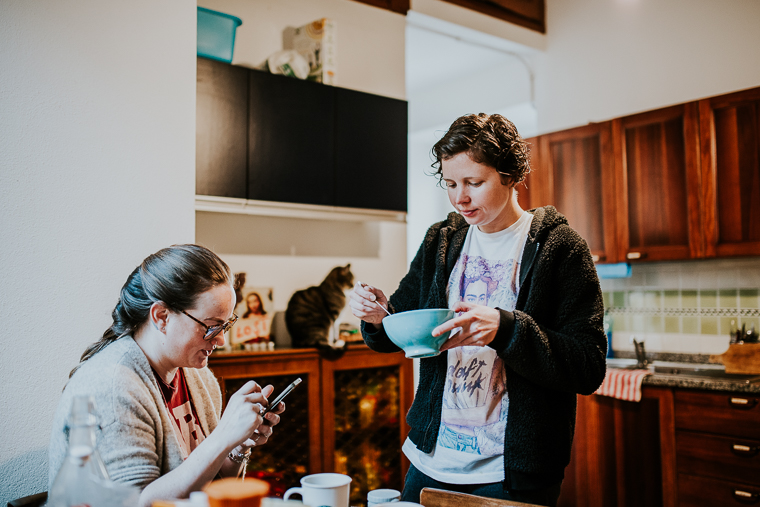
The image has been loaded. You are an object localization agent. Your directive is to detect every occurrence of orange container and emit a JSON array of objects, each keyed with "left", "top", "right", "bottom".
[{"left": 204, "top": 477, "right": 270, "bottom": 507}]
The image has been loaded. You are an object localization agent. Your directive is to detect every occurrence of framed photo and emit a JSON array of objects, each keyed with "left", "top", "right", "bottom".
[{"left": 231, "top": 286, "right": 274, "bottom": 346}]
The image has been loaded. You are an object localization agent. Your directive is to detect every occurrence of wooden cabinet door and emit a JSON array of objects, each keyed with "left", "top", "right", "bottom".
[
  {"left": 613, "top": 104, "right": 702, "bottom": 262},
  {"left": 520, "top": 136, "right": 552, "bottom": 211},
  {"left": 196, "top": 57, "right": 248, "bottom": 198},
  {"left": 699, "top": 86, "right": 760, "bottom": 258},
  {"left": 208, "top": 350, "right": 323, "bottom": 490},
  {"left": 248, "top": 69, "right": 335, "bottom": 207},
  {"left": 437, "top": 0, "right": 545, "bottom": 33},
  {"left": 539, "top": 122, "right": 618, "bottom": 263},
  {"left": 334, "top": 87, "right": 408, "bottom": 212},
  {"left": 321, "top": 347, "right": 414, "bottom": 506}
]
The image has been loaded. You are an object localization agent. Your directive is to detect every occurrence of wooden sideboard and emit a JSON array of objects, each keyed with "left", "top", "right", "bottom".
[{"left": 208, "top": 345, "right": 414, "bottom": 504}]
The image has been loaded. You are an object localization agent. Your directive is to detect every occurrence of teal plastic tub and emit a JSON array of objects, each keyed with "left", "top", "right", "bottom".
[{"left": 197, "top": 7, "right": 242, "bottom": 63}]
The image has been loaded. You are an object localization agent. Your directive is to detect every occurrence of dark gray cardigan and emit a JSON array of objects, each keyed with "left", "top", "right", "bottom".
[{"left": 362, "top": 206, "right": 607, "bottom": 490}]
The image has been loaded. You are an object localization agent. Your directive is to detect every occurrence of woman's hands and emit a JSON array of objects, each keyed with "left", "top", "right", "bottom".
[
  {"left": 348, "top": 281, "right": 389, "bottom": 326},
  {"left": 434, "top": 302, "right": 501, "bottom": 351},
  {"left": 214, "top": 381, "right": 273, "bottom": 452}
]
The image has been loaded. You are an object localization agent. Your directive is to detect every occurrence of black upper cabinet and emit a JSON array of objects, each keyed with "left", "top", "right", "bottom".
[
  {"left": 248, "top": 70, "right": 335, "bottom": 207},
  {"left": 334, "top": 88, "right": 408, "bottom": 212},
  {"left": 196, "top": 58, "right": 408, "bottom": 212},
  {"left": 196, "top": 57, "right": 248, "bottom": 198}
]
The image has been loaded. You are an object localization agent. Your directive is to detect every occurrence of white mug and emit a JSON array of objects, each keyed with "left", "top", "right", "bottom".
[{"left": 284, "top": 473, "right": 352, "bottom": 507}]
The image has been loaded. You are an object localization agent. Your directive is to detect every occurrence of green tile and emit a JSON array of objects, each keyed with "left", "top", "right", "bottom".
[
  {"left": 682, "top": 316, "right": 699, "bottom": 334},
  {"left": 643, "top": 291, "right": 661, "bottom": 308},
  {"left": 632, "top": 315, "right": 645, "bottom": 332},
  {"left": 720, "top": 317, "right": 738, "bottom": 336},
  {"left": 602, "top": 292, "right": 611, "bottom": 309},
  {"left": 682, "top": 290, "right": 698, "bottom": 309},
  {"left": 739, "top": 289, "right": 759, "bottom": 309},
  {"left": 700, "top": 290, "right": 717, "bottom": 309},
  {"left": 663, "top": 290, "right": 679, "bottom": 309},
  {"left": 613, "top": 291, "right": 626, "bottom": 308},
  {"left": 665, "top": 316, "right": 680, "bottom": 333},
  {"left": 629, "top": 291, "right": 645, "bottom": 308},
  {"left": 614, "top": 314, "right": 630, "bottom": 332},
  {"left": 719, "top": 289, "right": 738, "bottom": 309},
  {"left": 645, "top": 315, "right": 663, "bottom": 333},
  {"left": 701, "top": 317, "right": 718, "bottom": 335}
]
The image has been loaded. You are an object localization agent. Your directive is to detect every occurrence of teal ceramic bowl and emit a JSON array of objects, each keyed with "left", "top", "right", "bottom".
[{"left": 383, "top": 309, "right": 456, "bottom": 358}]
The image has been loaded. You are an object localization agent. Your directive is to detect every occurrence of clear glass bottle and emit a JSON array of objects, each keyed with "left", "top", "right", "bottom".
[{"left": 48, "top": 395, "right": 110, "bottom": 506}]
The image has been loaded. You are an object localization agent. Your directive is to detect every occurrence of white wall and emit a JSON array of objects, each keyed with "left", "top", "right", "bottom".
[
  {"left": 195, "top": 0, "right": 409, "bottom": 320},
  {"left": 0, "top": 1, "right": 196, "bottom": 502},
  {"left": 199, "top": 0, "right": 406, "bottom": 99},
  {"left": 535, "top": 0, "right": 760, "bottom": 133}
]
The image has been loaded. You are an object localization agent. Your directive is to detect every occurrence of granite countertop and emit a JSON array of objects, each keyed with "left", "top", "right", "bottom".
[{"left": 606, "top": 355, "right": 760, "bottom": 394}]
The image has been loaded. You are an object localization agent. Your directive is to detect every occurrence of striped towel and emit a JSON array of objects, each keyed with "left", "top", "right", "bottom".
[{"left": 594, "top": 367, "right": 652, "bottom": 402}]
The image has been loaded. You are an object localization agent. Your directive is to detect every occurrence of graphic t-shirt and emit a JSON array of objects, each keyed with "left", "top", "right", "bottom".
[
  {"left": 154, "top": 368, "right": 206, "bottom": 459},
  {"left": 403, "top": 212, "right": 533, "bottom": 484}
]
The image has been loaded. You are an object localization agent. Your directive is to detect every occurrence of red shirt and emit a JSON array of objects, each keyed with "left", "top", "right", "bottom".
[{"left": 154, "top": 368, "right": 206, "bottom": 458}]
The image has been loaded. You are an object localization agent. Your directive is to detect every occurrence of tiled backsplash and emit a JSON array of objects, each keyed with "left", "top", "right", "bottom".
[{"left": 599, "top": 257, "right": 760, "bottom": 355}]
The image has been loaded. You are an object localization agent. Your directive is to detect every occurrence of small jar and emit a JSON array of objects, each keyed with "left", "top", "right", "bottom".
[{"left": 367, "top": 489, "right": 401, "bottom": 507}]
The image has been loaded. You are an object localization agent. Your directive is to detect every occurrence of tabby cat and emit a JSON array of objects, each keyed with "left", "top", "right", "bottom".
[{"left": 285, "top": 264, "right": 354, "bottom": 354}]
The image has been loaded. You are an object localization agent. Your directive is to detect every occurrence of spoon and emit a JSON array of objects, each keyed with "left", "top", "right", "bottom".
[
  {"left": 359, "top": 281, "right": 391, "bottom": 316},
  {"left": 375, "top": 300, "right": 392, "bottom": 316}
]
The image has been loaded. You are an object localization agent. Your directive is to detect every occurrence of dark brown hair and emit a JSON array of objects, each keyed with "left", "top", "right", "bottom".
[
  {"left": 69, "top": 244, "right": 232, "bottom": 378},
  {"left": 431, "top": 113, "right": 531, "bottom": 186}
]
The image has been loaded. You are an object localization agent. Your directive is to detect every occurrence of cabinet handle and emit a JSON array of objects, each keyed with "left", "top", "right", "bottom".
[
  {"left": 731, "top": 443, "right": 760, "bottom": 458},
  {"left": 731, "top": 489, "right": 759, "bottom": 504},
  {"left": 729, "top": 397, "right": 759, "bottom": 410},
  {"left": 626, "top": 251, "right": 647, "bottom": 260}
]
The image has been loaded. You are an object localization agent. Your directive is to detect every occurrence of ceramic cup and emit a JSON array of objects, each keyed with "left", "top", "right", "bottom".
[{"left": 283, "top": 473, "right": 352, "bottom": 507}]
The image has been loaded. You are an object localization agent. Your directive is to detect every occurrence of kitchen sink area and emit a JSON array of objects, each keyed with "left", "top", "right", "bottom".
[{"left": 606, "top": 357, "right": 760, "bottom": 385}]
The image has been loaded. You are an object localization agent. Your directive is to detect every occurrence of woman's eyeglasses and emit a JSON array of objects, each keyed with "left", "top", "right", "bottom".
[{"left": 180, "top": 310, "right": 238, "bottom": 341}]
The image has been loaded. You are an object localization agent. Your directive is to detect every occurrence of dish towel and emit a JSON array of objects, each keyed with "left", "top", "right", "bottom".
[{"left": 595, "top": 368, "right": 652, "bottom": 402}]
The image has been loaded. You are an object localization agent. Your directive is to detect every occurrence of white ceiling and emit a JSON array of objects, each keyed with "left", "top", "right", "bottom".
[{"left": 405, "top": 11, "right": 538, "bottom": 95}]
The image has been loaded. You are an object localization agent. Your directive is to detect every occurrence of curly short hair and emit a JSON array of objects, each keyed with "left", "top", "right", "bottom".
[{"left": 431, "top": 113, "right": 531, "bottom": 186}]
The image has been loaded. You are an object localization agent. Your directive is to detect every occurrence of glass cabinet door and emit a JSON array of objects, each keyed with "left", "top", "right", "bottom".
[{"left": 322, "top": 348, "right": 414, "bottom": 507}]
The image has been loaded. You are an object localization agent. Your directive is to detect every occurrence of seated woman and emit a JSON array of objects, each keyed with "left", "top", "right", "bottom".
[{"left": 48, "top": 244, "right": 284, "bottom": 507}]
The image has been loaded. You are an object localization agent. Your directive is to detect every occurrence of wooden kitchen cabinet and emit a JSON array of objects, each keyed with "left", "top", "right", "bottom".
[
  {"left": 559, "top": 387, "right": 675, "bottom": 507},
  {"left": 248, "top": 69, "right": 335, "bottom": 207},
  {"left": 520, "top": 136, "right": 551, "bottom": 211},
  {"left": 334, "top": 87, "right": 408, "bottom": 212},
  {"left": 208, "top": 345, "right": 413, "bottom": 504},
  {"left": 438, "top": 0, "right": 545, "bottom": 33},
  {"left": 196, "top": 57, "right": 249, "bottom": 198},
  {"left": 536, "top": 122, "right": 618, "bottom": 263},
  {"left": 699, "top": 86, "right": 760, "bottom": 258},
  {"left": 674, "top": 389, "right": 760, "bottom": 506},
  {"left": 612, "top": 103, "right": 703, "bottom": 262}
]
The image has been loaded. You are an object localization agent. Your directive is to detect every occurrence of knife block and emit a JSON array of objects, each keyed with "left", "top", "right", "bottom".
[{"left": 709, "top": 342, "right": 760, "bottom": 374}]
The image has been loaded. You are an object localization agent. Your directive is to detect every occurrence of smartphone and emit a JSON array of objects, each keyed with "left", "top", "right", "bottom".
[{"left": 263, "top": 378, "right": 302, "bottom": 415}]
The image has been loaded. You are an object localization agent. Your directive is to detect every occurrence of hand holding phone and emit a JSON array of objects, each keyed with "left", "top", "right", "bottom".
[{"left": 263, "top": 378, "right": 301, "bottom": 415}]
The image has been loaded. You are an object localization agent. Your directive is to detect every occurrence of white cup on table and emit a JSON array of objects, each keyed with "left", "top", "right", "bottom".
[{"left": 283, "top": 473, "right": 352, "bottom": 507}]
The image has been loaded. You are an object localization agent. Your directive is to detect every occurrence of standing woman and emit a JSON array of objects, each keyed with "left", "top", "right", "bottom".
[
  {"left": 49, "top": 245, "right": 284, "bottom": 507},
  {"left": 349, "top": 114, "right": 607, "bottom": 507}
]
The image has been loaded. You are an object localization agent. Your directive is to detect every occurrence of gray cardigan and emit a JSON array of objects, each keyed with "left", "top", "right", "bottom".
[{"left": 48, "top": 336, "right": 223, "bottom": 490}]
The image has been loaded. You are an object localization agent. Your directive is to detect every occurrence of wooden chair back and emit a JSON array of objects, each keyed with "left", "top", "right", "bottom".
[{"left": 419, "top": 487, "right": 544, "bottom": 507}]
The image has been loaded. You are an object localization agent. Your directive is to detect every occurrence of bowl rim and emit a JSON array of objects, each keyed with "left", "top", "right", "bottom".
[{"left": 384, "top": 308, "right": 454, "bottom": 320}]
